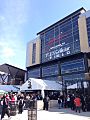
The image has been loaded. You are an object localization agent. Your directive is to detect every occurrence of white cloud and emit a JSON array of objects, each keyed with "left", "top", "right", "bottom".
[
  {"left": 0, "top": 16, "right": 5, "bottom": 22},
  {"left": 2, "top": 0, "right": 29, "bottom": 26},
  {"left": 0, "top": 39, "right": 15, "bottom": 61},
  {"left": 2, "top": 47, "right": 15, "bottom": 58},
  {"left": 0, "top": 0, "right": 30, "bottom": 69},
  {"left": 0, "top": 34, "right": 26, "bottom": 69}
]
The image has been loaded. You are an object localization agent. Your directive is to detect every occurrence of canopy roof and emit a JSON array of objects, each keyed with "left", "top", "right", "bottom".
[
  {"left": 20, "top": 78, "right": 62, "bottom": 91},
  {"left": 0, "top": 85, "right": 20, "bottom": 92},
  {"left": 67, "top": 82, "right": 88, "bottom": 89},
  {"left": 0, "top": 90, "right": 8, "bottom": 94}
]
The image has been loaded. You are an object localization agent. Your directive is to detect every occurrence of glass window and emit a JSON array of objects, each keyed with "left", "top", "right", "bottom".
[
  {"left": 72, "top": 16, "right": 79, "bottom": 22},
  {"left": 55, "top": 26, "right": 59, "bottom": 37},
  {"left": 55, "top": 39, "right": 59, "bottom": 46},
  {"left": 73, "top": 29, "right": 79, "bottom": 35},
  {"left": 32, "top": 43, "right": 36, "bottom": 64},
  {"left": 61, "top": 59, "right": 85, "bottom": 74},
  {"left": 86, "top": 17, "right": 90, "bottom": 47},
  {"left": 63, "top": 73, "right": 85, "bottom": 82},
  {"left": 60, "top": 36, "right": 73, "bottom": 45},
  {"left": 28, "top": 68, "right": 40, "bottom": 78},
  {"left": 74, "top": 41, "right": 80, "bottom": 52},
  {"left": 42, "top": 76, "right": 60, "bottom": 81},
  {"left": 42, "top": 64, "right": 58, "bottom": 77},
  {"left": 49, "top": 29, "right": 54, "bottom": 39},
  {"left": 45, "top": 31, "right": 50, "bottom": 39},
  {"left": 86, "top": 17, "right": 90, "bottom": 24},
  {"left": 87, "top": 23, "right": 90, "bottom": 29},
  {"left": 73, "top": 34, "right": 79, "bottom": 41},
  {"left": 60, "top": 24, "right": 72, "bottom": 35},
  {"left": 87, "top": 27, "right": 90, "bottom": 32},
  {"left": 60, "top": 19, "right": 71, "bottom": 29},
  {"left": 41, "top": 13, "right": 81, "bottom": 63},
  {"left": 72, "top": 21, "right": 78, "bottom": 28}
]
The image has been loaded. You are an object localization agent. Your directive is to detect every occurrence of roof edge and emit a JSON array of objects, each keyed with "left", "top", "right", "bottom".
[
  {"left": 37, "top": 7, "right": 86, "bottom": 35},
  {"left": 0, "top": 63, "right": 26, "bottom": 72}
]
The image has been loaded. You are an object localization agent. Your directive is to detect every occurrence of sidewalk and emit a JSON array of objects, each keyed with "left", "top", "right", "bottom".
[
  {"left": 0, "top": 110, "right": 28, "bottom": 120},
  {"left": 1, "top": 108, "right": 90, "bottom": 120},
  {"left": 37, "top": 108, "right": 90, "bottom": 120}
]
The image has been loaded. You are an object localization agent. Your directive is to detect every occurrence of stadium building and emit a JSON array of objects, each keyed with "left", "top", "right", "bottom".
[{"left": 26, "top": 8, "right": 90, "bottom": 94}]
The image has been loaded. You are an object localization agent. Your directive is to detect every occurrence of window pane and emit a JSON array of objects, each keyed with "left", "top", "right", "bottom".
[
  {"left": 42, "top": 64, "right": 58, "bottom": 77},
  {"left": 61, "top": 59, "right": 85, "bottom": 74},
  {"left": 28, "top": 68, "right": 40, "bottom": 78},
  {"left": 32, "top": 43, "right": 36, "bottom": 64}
]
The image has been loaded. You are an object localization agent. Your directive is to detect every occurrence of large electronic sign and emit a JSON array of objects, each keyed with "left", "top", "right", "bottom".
[
  {"left": 45, "top": 42, "right": 72, "bottom": 60},
  {"left": 41, "top": 32, "right": 80, "bottom": 62},
  {"left": 40, "top": 12, "right": 81, "bottom": 63}
]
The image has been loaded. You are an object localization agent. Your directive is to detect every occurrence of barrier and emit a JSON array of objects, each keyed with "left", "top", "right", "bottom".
[
  {"left": 28, "top": 109, "right": 37, "bottom": 120},
  {"left": 9, "top": 102, "right": 17, "bottom": 116},
  {"left": 24, "top": 100, "right": 37, "bottom": 110},
  {"left": 37, "top": 100, "right": 43, "bottom": 109},
  {"left": 49, "top": 100, "right": 58, "bottom": 108},
  {"left": 36, "top": 100, "right": 58, "bottom": 110},
  {"left": 24, "top": 100, "right": 37, "bottom": 120}
]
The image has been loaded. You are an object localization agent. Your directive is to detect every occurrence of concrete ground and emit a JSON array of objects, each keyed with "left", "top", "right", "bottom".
[
  {"left": 0, "top": 108, "right": 90, "bottom": 120},
  {"left": 37, "top": 108, "right": 90, "bottom": 120}
]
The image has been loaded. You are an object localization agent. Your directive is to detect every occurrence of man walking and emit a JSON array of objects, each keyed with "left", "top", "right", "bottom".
[{"left": 1, "top": 94, "right": 11, "bottom": 120}]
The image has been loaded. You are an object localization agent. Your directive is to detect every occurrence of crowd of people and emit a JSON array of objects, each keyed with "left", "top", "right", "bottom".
[
  {"left": 0, "top": 91, "right": 90, "bottom": 119},
  {"left": 0, "top": 92, "right": 42, "bottom": 120},
  {"left": 58, "top": 93, "right": 90, "bottom": 113}
]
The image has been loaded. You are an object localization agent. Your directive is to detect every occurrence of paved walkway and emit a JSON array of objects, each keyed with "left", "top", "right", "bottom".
[
  {"left": 37, "top": 108, "right": 90, "bottom": 120},
  {"left": 1, "top": 108, "right": 90, "bottom": 120}
]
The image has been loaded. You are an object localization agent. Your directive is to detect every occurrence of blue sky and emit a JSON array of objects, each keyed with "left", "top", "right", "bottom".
[{"left": 0, "top": 0, "right": 90, "bottom": 70}]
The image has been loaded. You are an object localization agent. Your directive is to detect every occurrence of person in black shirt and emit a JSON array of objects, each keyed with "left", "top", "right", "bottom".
[
  {"left": 18, "top": 99, "right": 24, "bottom": 114},
  {"left": 1, "top": 95, "right": 10, "bottom": 120},
  {"left": 43, "top": 95, "right": 49, "bottom": 110}
]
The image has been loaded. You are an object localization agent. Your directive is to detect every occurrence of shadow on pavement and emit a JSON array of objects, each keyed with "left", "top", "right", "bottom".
[{"left": 47, "top": 108, "right": 90, "bottom": 118}]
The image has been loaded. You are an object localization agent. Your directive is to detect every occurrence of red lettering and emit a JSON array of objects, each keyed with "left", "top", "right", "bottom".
[{"left": 47, "top": 33, "right": 67, "bottom": 45}]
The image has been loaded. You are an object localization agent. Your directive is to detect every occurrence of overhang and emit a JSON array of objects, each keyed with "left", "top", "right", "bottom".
[{"left": 0, "top": 63, "right": 26, "bottom": 77}]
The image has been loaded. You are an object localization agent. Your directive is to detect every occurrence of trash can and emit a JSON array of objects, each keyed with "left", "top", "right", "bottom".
[
  {"left": 27, "top": 100, "right": 37, "bottom": 120},
  {"left": 9, "top": 102, "right": 17, "bottom": 116}
]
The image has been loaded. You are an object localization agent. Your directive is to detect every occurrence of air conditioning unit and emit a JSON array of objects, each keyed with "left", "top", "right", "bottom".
[{"left": 85, "top": 73, "right": 90, "bottom": 80}]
